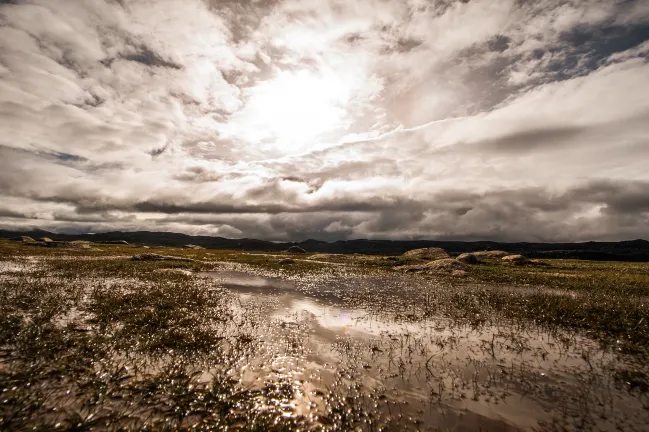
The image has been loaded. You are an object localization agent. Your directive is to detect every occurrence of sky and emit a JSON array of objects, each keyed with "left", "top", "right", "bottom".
[{"left": 0, "top": 0, "right": 648, "bottom": 242}]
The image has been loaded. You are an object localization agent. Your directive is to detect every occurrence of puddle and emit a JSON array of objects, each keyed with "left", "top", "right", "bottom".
[{"left": 201, "top": 270, "right": 649, "bottom": 431}]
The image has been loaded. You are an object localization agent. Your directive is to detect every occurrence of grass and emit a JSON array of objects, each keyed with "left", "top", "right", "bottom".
[
  {"left": 460, "top": 258, "right": 649, "bottom": 355},
  {"left": 468, "top": 258, "right": 649, "bottom": 296},
  {"left": 1, "top": 239, "right": 648, "bottom": 430},
  {"left": 0, "top": 241, "right": 309, "bottom": 430}
]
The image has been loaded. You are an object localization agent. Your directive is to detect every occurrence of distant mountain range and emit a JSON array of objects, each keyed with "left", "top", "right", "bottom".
[{"left": 2, "top": 229, "right": 649, "bottom": 262}]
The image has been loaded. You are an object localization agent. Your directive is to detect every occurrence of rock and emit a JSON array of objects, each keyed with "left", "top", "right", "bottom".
[
  {"left": 131, "top": 253, "right": 166, "bottom": 261},
  {"left": 502, "top": 254, "right": 529, "bottom": 265},
  {"left": 184, "top": 244, "right": 204, "bottom": 249},
  {"left": 46, "top": 241, "right": 74, "bottom": 248},
  {"left": 142, "top": 246, "right": 150, "bottom": 249},
  {"left": 40, "top": 237, "right": 53, "bottom": 243},
  {"left": 424, "top": 258, "right": 469, "bottom": 273},
  {"left": 18, "top": 236, "right": 35, "bottom": 243},
  {"left": 530, "top": 259, "right": 551, "bottom": 267},
  {"left": 287, "top": 246, "right": 307, "bottom": 254},
  {"left": 278, "top": 258, "right": 296, "bottom": 265},
  {"left": 402, "top": 247, "right": 450, "bottom": 260},
  {"left": 70, "top": 241, "right": 91, "bottom": 249},
  {"left": 456, "top": 253, "right": 480, "bottom": 264},
  {"left": 307, "top": 253, "right": 338, "bottom": 260},
  {"left": 100, "top": 240, "right": 129, "bottom": 245},
  {"left": 472, "top": 250, "right": 510, "bottom": 259},
  {"left": 397, "top": 258, "right": 468, "bottom": 274}
]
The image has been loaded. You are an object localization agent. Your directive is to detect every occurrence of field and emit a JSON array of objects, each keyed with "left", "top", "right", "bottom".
[{"left": 0, "top": 239, "right": 648, "bottom": 431}]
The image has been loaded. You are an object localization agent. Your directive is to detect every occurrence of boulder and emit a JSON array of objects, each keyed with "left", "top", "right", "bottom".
[
  {"left": 424, "top": 258, "right": 469, "bottom": 273},
  {"left": 40, "top": 237, "right": 53, "bottom": 243},
  {"left": 46, "top": 241, "right": 74, "bottom": 248},
  {"left": 456, "top": 253, "right": 480, "bottom": 264},
  {"left": 398, "top": 258, "right": 468, "bottom": 274},
  {"left": 472, "top": 250, "right": 510, "bottom": 259},
  {"left": 19, "top": 236, "right": 36, "bottom": 243},
  {"left": 307, "top": 253, "right": 338, "bottom": 260},
  {"left": 502, "top": 254, "right": 529, "bottom": 265},
  {"left": 131, "top": 253, "right": 166, "bottom": 261},
  {"left": 402, "top": 247, "right": 450, "bottom": 260},
  {"left": 100, "top": 240, "right": 129, "bottom": 245},
  {"left": 70, "top": 241, "right": 91, "bottom": 249},
  {"left": 287, "top": 246, "right": 307, "bottom": 254},
  {"left": 184, "top": 244, "right": 204, "bottom": 249}
]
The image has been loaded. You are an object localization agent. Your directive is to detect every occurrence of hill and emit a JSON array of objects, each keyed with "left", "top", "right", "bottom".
[{"left": 1, "top": 229, "right": 648, "bottom": 261}]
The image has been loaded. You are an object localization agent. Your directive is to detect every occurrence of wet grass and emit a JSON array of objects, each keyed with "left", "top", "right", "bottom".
[
  {"left": 0, "top": 242, "right": 297, "bottom": 429},
  {"left": 1, "top": 239, "right": 648, "bottom": 430},
  {"left": 460, "top": 259, "right": 649, "bottom": 356},
  {"left": 468, "top": 258, "right": 649, "bottom": 296}
]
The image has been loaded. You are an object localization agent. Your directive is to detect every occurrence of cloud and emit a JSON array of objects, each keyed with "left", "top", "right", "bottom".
[{"left": 0, "top": 0, "right": 648, "bottom": 242}]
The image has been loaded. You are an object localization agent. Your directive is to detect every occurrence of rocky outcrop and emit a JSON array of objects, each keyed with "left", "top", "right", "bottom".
[
  {"left": 287, "top": 246, "right": 307, "bottom": 254},
  {"left": 184, "top": 244, "right": 204, "bottom": 249},
  {"left": 456, "top": 253, "right": 480, "bottom": 264},
  {"left": 502, "top": 254, "right": 529, "bottom": 265},
  {"left": 424, "top": 258, "right": 468, "bottom": 273},
  {"left": 471, "top": 250, "right": 510, "bottom": 259},
  {"left": 307, "top": 253, "right": 339, "bottom": 260},
  {"left": 45, "top": 241, "right": 74, "bottom": 248},
  {"left": 397, "top": 258, "right": 468, "bottom": 275},
  {"left": 402, "top": 247, "right": 450, "bottom": 260},
  {"left": 70, "top": 241, "right": 91, "bottom": 249}
]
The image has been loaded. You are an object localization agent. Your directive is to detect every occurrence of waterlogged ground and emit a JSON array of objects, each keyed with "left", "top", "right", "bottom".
[{"left": 0, "top": 241, "right": 648, "bottom": 431}]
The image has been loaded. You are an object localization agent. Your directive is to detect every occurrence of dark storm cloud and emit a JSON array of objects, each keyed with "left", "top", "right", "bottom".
[
  {"left": 69, "top": 194, "right": 428, "bottom": 216},
  {"left": 487, "top": 34, "right": 511, "bottom": 52},
  {"left": 566, "top": 181, "right": 649, "bottom": 214},
  {"left": 481, "top": 126, "right": 586, "bottom": 153},
  {"left": 0, "top": 208, "right": 25, "bottom": 218}
]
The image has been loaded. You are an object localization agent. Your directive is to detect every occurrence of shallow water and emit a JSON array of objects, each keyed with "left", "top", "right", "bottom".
[{"left": 201, "top": 270, "right": 649, "bottom": 431}]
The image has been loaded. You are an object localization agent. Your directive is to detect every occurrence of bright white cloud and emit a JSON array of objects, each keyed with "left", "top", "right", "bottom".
[{"left": 0, "top": 0, "right": 648, "bottom": 241}]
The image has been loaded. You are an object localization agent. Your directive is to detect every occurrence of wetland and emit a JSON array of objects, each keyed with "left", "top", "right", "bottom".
[{"left": 0, "top": 240, "right": 647, "bottom": 431}]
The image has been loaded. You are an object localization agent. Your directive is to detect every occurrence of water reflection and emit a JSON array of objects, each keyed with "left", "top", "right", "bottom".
[{"left": 201, "top": 270, "right": 649, "bottom": 431}]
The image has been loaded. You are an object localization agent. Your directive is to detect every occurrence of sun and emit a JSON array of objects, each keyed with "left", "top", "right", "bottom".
[{"left": 234, "top": 69, "right": 352, "bottom": 154}]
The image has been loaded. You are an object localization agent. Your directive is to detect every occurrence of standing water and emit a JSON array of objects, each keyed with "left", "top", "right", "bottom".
[{"left": 201, "top": 270, "right": 649, "bottom": 431}]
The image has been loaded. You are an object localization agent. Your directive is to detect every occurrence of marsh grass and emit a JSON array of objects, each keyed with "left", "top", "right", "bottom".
[
  {"left": 468, "top": 258, "right": 649, "bottom": 296},
  {"left": 0, "top": 241, "right": 314, "bottom": 430},
  {"left": 1, "top": 239, "right": 648, "bottom": 430}
]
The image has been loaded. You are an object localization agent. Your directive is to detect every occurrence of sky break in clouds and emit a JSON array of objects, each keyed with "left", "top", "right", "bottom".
[{"left": 0, "top": 0, "right": 648, "bottom": 242}]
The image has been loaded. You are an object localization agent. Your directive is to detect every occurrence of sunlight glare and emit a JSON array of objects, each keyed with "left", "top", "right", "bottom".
[{"left": 241, "top": 69, "right": 351, "bottom": 153}]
